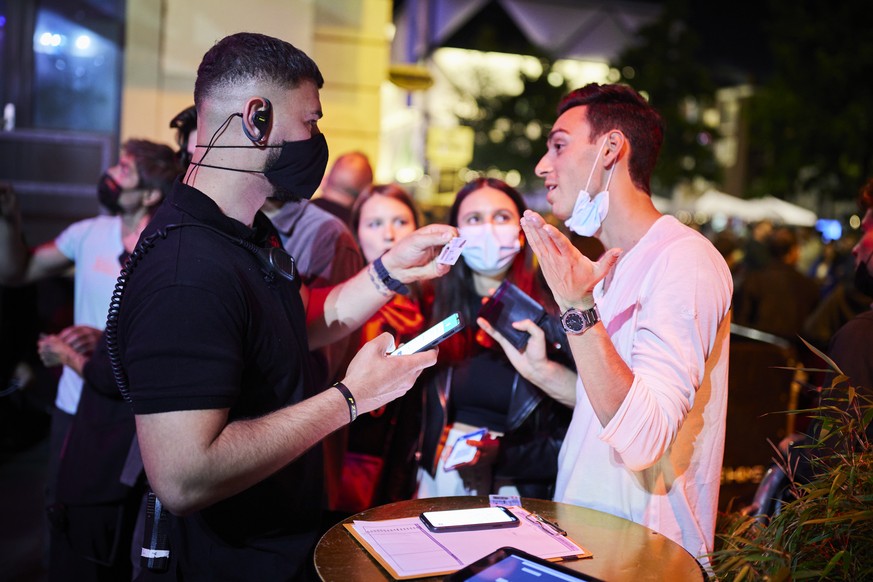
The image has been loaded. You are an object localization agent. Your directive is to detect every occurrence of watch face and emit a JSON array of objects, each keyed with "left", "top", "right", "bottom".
[
  {"left": 563, "top": 310, "right": 586, "bottom": 332},
  {"left": 561, "top": 309, "right": 585, "bottom": 333},
  {"left": 562, "top": 306, "right": 599, "bottom": 334}
]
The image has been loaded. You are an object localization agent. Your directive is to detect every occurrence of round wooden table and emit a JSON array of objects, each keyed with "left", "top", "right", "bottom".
[{"left": 314, "top": 496, "right": 704, "bottom": 581}]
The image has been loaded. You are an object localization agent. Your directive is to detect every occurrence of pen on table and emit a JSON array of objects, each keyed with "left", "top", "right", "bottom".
[{"left": 526, "top": 512, "right": 567, "bottom": 536}]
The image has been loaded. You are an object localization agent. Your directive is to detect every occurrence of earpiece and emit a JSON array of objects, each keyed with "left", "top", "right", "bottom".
[{"left": 242, "top": 98, "right": 272, "bottom": 144}]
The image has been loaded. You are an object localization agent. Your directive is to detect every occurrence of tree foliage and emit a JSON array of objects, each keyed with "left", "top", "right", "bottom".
[
  {"left": 612, "top": 0, "right": 720, "bottom": 197},
  {"left": 450, "top": 0, "right": 873, "bottom": 204},
  {"left": 746, "top": 0, "right": 873, "bottom": 202},
  {"left": 456, "top": 61, "right": 569, "bottom": 193}
]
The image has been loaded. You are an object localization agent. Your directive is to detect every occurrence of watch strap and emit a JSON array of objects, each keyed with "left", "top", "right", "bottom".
[{"left": 373, "top": 256, "right": 410, "bottom": 296}]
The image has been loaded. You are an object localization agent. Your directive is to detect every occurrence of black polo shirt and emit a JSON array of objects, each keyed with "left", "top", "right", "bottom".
[{"left": 118, "top": 181, "right": 322, "bottom": 578}]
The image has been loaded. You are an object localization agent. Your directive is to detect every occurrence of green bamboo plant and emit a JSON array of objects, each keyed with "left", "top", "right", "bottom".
[{"left": 709, "top": 342, "right": 873, "bottom": 581}]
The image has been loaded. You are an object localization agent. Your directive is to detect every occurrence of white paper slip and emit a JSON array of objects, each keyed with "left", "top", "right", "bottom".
[
  {"left": 489, "top": 494, "right": 522, "bottom": 508},
  {"left": 438, "top": 236, "right": 467, "bottom": 265}
]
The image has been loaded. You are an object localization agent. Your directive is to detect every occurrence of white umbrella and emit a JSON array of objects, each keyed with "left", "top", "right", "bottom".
[
  {"left": 692, "top": 190, "right": 818, "bottom": 226},
  {"left": 693, "top": 190, "right": 761, "bottom": 222},
  {"left": 750, "top": 196, "right": 818, "bottom": 227}
]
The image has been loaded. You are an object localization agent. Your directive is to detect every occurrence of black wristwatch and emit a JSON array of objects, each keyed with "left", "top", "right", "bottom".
[{"left": 560, "top": 305, "right": 600, "bottom": 335}]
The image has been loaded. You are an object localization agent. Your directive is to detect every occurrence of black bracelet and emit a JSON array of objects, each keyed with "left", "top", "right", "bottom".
[
  {"left": 332, "top": 381, "right": 357, "bottom": 422},
  {"left": 373, "top": 256, "right": 410, "bottom": 296}
]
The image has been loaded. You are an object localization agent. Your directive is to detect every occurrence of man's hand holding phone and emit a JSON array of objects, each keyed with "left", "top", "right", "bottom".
[
  {"left": 341, "top": 332, "right": 437, "bottom": 417},
  {"left": 338, "top": 311, "right": 463, "bottom": 427},
  {"left": 389, "top": 312, "right": 464, "bottom": 356}
]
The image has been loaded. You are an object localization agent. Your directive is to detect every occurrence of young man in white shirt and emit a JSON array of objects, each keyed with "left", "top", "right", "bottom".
[{"left": 480, "top": 83, "right": 732, "bottom": 563}]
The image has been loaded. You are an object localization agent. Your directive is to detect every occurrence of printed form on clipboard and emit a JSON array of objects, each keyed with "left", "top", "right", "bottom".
[{"left": 344, "top": 506, "right": 592, "bottom": 580}]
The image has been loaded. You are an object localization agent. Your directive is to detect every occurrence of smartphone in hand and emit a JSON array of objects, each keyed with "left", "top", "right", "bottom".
[
  {"left": 389, "top": 312, "right": 464, "bottom": 356},
  {"left": 419, "top": 506, "right": 520, "bottom": 533}
]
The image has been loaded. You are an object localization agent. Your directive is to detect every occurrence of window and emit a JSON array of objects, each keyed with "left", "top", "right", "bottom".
[
  {"left": 32, "top": 0, "right": 124, "bottom": 132},
  {"left": 0, "top": 1, "right": 122, "bottom": 244},
  {"left": 0, "top": 0, "right": 124, "bottom": 133}
]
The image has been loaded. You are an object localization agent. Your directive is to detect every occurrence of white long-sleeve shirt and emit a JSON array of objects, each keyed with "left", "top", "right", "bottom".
[{"left": 555, "top": 215, "right": 732, "bottom": 561}]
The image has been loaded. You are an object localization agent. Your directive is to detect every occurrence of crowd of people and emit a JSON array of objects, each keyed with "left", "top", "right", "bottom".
[
  {"left": 0, "top": 30, "right": 871, "bottom": 582},
  {"left": 711, "top": 217, "right": 871, "bottom": 356}
]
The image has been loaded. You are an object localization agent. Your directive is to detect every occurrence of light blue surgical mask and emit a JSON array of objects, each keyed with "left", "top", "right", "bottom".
[
  {"left": 459, "top": 223, "right": 522, "bottom": 277},
  {"left": 564, "top": 137, "right": 615, "bottom": 237}
]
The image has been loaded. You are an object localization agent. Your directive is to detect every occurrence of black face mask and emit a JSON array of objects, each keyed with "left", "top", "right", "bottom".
[
  {"left": 189, "top": 130, "right": 329, "bottom": 202},
  {"left": 97, "top": 173, "right": 124, "bottom": 214},
  {"left": 263, "top": 133, "right": 329, "bottom": 202},
  {"left": 854, "top": 255, "right": 873, "bottom": 297}
]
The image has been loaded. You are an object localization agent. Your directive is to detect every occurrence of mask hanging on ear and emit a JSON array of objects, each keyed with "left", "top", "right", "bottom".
[{"left": 564, "top": 137, "right": 615, "bottom": 237}]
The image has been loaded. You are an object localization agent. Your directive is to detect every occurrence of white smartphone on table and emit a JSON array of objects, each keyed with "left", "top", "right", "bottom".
[
  {"left": 389, "top": 312, "right": 464, "bottom": 356},
  {"left": 419, "top": 506, "right": 520, "bottom": 533}
]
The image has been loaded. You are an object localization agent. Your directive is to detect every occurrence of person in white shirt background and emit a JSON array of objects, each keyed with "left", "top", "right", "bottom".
[{"left": 0, "top": 139, "right": 179, "bottom": 573}]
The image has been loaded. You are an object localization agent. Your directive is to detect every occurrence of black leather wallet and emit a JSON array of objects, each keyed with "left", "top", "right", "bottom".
[
  {"left": 477, "top": 280, "right": 575, "bottom": 369},
  {"left": 478, "top": 280, "right": 548, "bottom": 350}
]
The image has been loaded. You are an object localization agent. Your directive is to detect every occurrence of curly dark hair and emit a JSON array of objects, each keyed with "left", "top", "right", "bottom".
[
  {"left": 121, "top": 139, "right": 180, "bottom": 200},
  {"left": 194, "top": 32, "right": 323, "bottom": 108},
  {"left": 557, "top": 83, "right": 665, "bottom": 195}
]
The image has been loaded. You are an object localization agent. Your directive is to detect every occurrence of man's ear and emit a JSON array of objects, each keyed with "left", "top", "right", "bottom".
[
  {"left": 242, "top": 97, "right": 272, "bottom": 144},
  {"left": 603, "top": 131, "right": 626, "bottom": 166}
]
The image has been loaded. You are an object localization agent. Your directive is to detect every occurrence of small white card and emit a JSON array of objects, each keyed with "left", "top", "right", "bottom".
[
  {"left": 489, "top": 494, "right": 522, "bottom": 508},
  {"left": 437, "top": 236, "right": 467, "bottom": 265},
  {"left": 444, "top": 427, "right": 486, "bottom": 470}
]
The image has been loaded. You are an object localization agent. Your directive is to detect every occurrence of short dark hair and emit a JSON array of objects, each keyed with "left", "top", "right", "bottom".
[
  {"left": 558, "top": 83, "right": 665, "bottom": 195},
  {"left": 194, "top": 32, "right": 324, "bottom": 108},
  {"left": 122, "top": 139, "right": 180, "bottom": 200}
]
